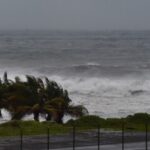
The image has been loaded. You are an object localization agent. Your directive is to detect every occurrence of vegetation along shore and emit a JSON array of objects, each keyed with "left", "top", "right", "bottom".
[
  {"left": 0, "top": 72, "right": 150, "bottom": 137},
  {"left": 0, "top": 72, "right": 88, "bottom": 123}
]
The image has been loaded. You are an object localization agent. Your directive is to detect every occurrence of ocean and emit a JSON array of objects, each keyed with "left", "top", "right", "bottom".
[{"left": 0, "top": 30, "right": 150, "bottom": 119}]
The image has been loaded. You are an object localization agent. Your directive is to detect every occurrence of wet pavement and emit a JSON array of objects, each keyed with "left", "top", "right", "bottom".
[
  {"left": 0, "top": 130, "right": 149, "bottom": 150},
  {"left": 50, "top": 142, "right": 150, "bottom": 150}
]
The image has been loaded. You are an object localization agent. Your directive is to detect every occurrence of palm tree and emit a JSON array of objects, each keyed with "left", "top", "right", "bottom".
[
  {"left": 44, "top": 97, "right": 88, "bottom": 123},
  {"left": 0, "top": 80, "right": 4, "bottom": 117},
  {"left": 0, "top": 74, "right": 88, "bottom": 123},
  {"left": 0, "top": 73, "right": 14, "bottom": 118}
]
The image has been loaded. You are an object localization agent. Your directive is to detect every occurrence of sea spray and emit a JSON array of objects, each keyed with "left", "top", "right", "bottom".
[{"left": 0, "top": 30, "right": 150, "bottom": 118}]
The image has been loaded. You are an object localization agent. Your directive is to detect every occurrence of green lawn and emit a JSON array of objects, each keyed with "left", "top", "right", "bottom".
[{"left": 0, "top": 113, "right": 150, "bottom": 137}]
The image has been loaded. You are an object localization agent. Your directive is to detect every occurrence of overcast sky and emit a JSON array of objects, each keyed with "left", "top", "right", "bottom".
[{"left": 0, "top": 0, "right": 150, "bottom": 30}]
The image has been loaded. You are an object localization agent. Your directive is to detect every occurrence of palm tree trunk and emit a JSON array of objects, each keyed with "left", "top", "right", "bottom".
[
  {"left": 0, "top": 110, "right": 2, "bottom": 118},
  {"left": 33, "top": 112, "right": 39, "bottom": 121},
  {"left": 55, "top": 113, "right": 64, "bottom": 124},
  {"left": 46, "top": 113, "right": 51, "bottom": 121}
]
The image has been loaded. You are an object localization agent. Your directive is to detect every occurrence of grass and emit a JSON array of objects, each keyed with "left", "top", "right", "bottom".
[
  {"left": 0, "top": 121, "right": 71, "bottom": 136},
  {"left": 66, "top": 113, "right": 150, "bottom": 131},
  {"left": 0, "top": 113, "right": 150, "bottom": 137}
]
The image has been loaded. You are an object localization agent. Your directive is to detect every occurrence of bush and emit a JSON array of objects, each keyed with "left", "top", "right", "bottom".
[
  {"left": 126, "top": 113, "right": 150, "bottom": 123},
  {"left": 66, "top": 115, "right": 105, "bottom": 127}
]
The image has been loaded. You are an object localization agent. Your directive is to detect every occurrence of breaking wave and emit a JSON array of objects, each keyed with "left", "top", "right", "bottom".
[
  {"left": 1, "top": 30, "right": 150, "bottom": 118},
  {"left": 47, "top": 75, "right": 150, "bottom": 97}
]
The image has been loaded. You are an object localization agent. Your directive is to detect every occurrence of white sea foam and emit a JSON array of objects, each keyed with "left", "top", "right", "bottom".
[
  {"left": 41, "top": 74, "right": 150, "bottom": 118},
  {"left": 1, "top": 67, "right": 150, "bottom": 118},
  {"left": 0, "top": 30, "right": 150, "bottom": 120},
  {"left": 86, "top": 62, "right": 100, "bottom": 66}
]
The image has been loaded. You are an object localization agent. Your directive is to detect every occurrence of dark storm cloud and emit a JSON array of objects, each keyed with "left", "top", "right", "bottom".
[{"left": 0, "top": 0, "right": 150, "bottom": 30}]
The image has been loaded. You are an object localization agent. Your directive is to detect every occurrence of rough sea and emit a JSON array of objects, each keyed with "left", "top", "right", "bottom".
[{"left": 0, "top": 30, "right": 150, "bottom": 120}]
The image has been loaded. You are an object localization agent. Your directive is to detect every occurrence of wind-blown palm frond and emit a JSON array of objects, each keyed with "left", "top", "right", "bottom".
[
  {"left": 67, "top": 105, "right": 88, "bottom": 117},
  {"left": 0, "top": 73, "right": 88, "bottom": 123},
  {"left": 10, "top": 106, "right": 31, "bottom": 120},
  {"left": 15, "top": 76, "right": 21, "bottom": 83}
]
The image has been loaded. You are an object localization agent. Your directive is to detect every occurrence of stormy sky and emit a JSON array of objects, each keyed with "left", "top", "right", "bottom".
[{"left": 0, "top": 0, "right": 150, "bottom": 30}]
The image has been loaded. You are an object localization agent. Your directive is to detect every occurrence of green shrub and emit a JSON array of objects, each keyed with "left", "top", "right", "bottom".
[
  {"left": 126, "top": 113, "right": 150, "bottom": 123},
  {"left": 66, "top": 115, "right": 105, "bottom": 127}
]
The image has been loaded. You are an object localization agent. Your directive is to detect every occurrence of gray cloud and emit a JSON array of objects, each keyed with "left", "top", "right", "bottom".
[{"left": 0, "top": 0, "right": 150, "bottom": 30}]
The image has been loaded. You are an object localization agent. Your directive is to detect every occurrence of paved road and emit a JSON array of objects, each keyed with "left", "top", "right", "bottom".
[
  {"left": 0, "top": 130, "right": 149, "bottom": 150},
  {"left": 50, "top": 142, "right": 150, "bottom": 150}
]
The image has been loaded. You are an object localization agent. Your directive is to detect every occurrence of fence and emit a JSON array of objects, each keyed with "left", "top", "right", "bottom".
[{"left": 0, "top": 122, "right": 149, "bottom": 150}]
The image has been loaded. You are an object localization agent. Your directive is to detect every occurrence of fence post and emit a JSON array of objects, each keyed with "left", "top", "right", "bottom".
[
  {"left": 98, "top": 125, "right": 101, "bottom": 150},
  {"left": 145, "top": 122, "right": 148, "bottom": 150},
  {"left": 20, "top": 127, "right": 23, "bottom": 150},
  {"left": 122, "top": 121, "right": 124, "bottom": 150},
  {"left": 47, "top": 127, "right": 50, "bottom": 150},
  {"left": 73, "top": 125, "right": 76, "bottom": 150}
]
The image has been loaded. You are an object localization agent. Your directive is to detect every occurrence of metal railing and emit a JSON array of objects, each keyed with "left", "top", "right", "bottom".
[{"left": 0, "top": 122, "right": 149, "bottom": 150}]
